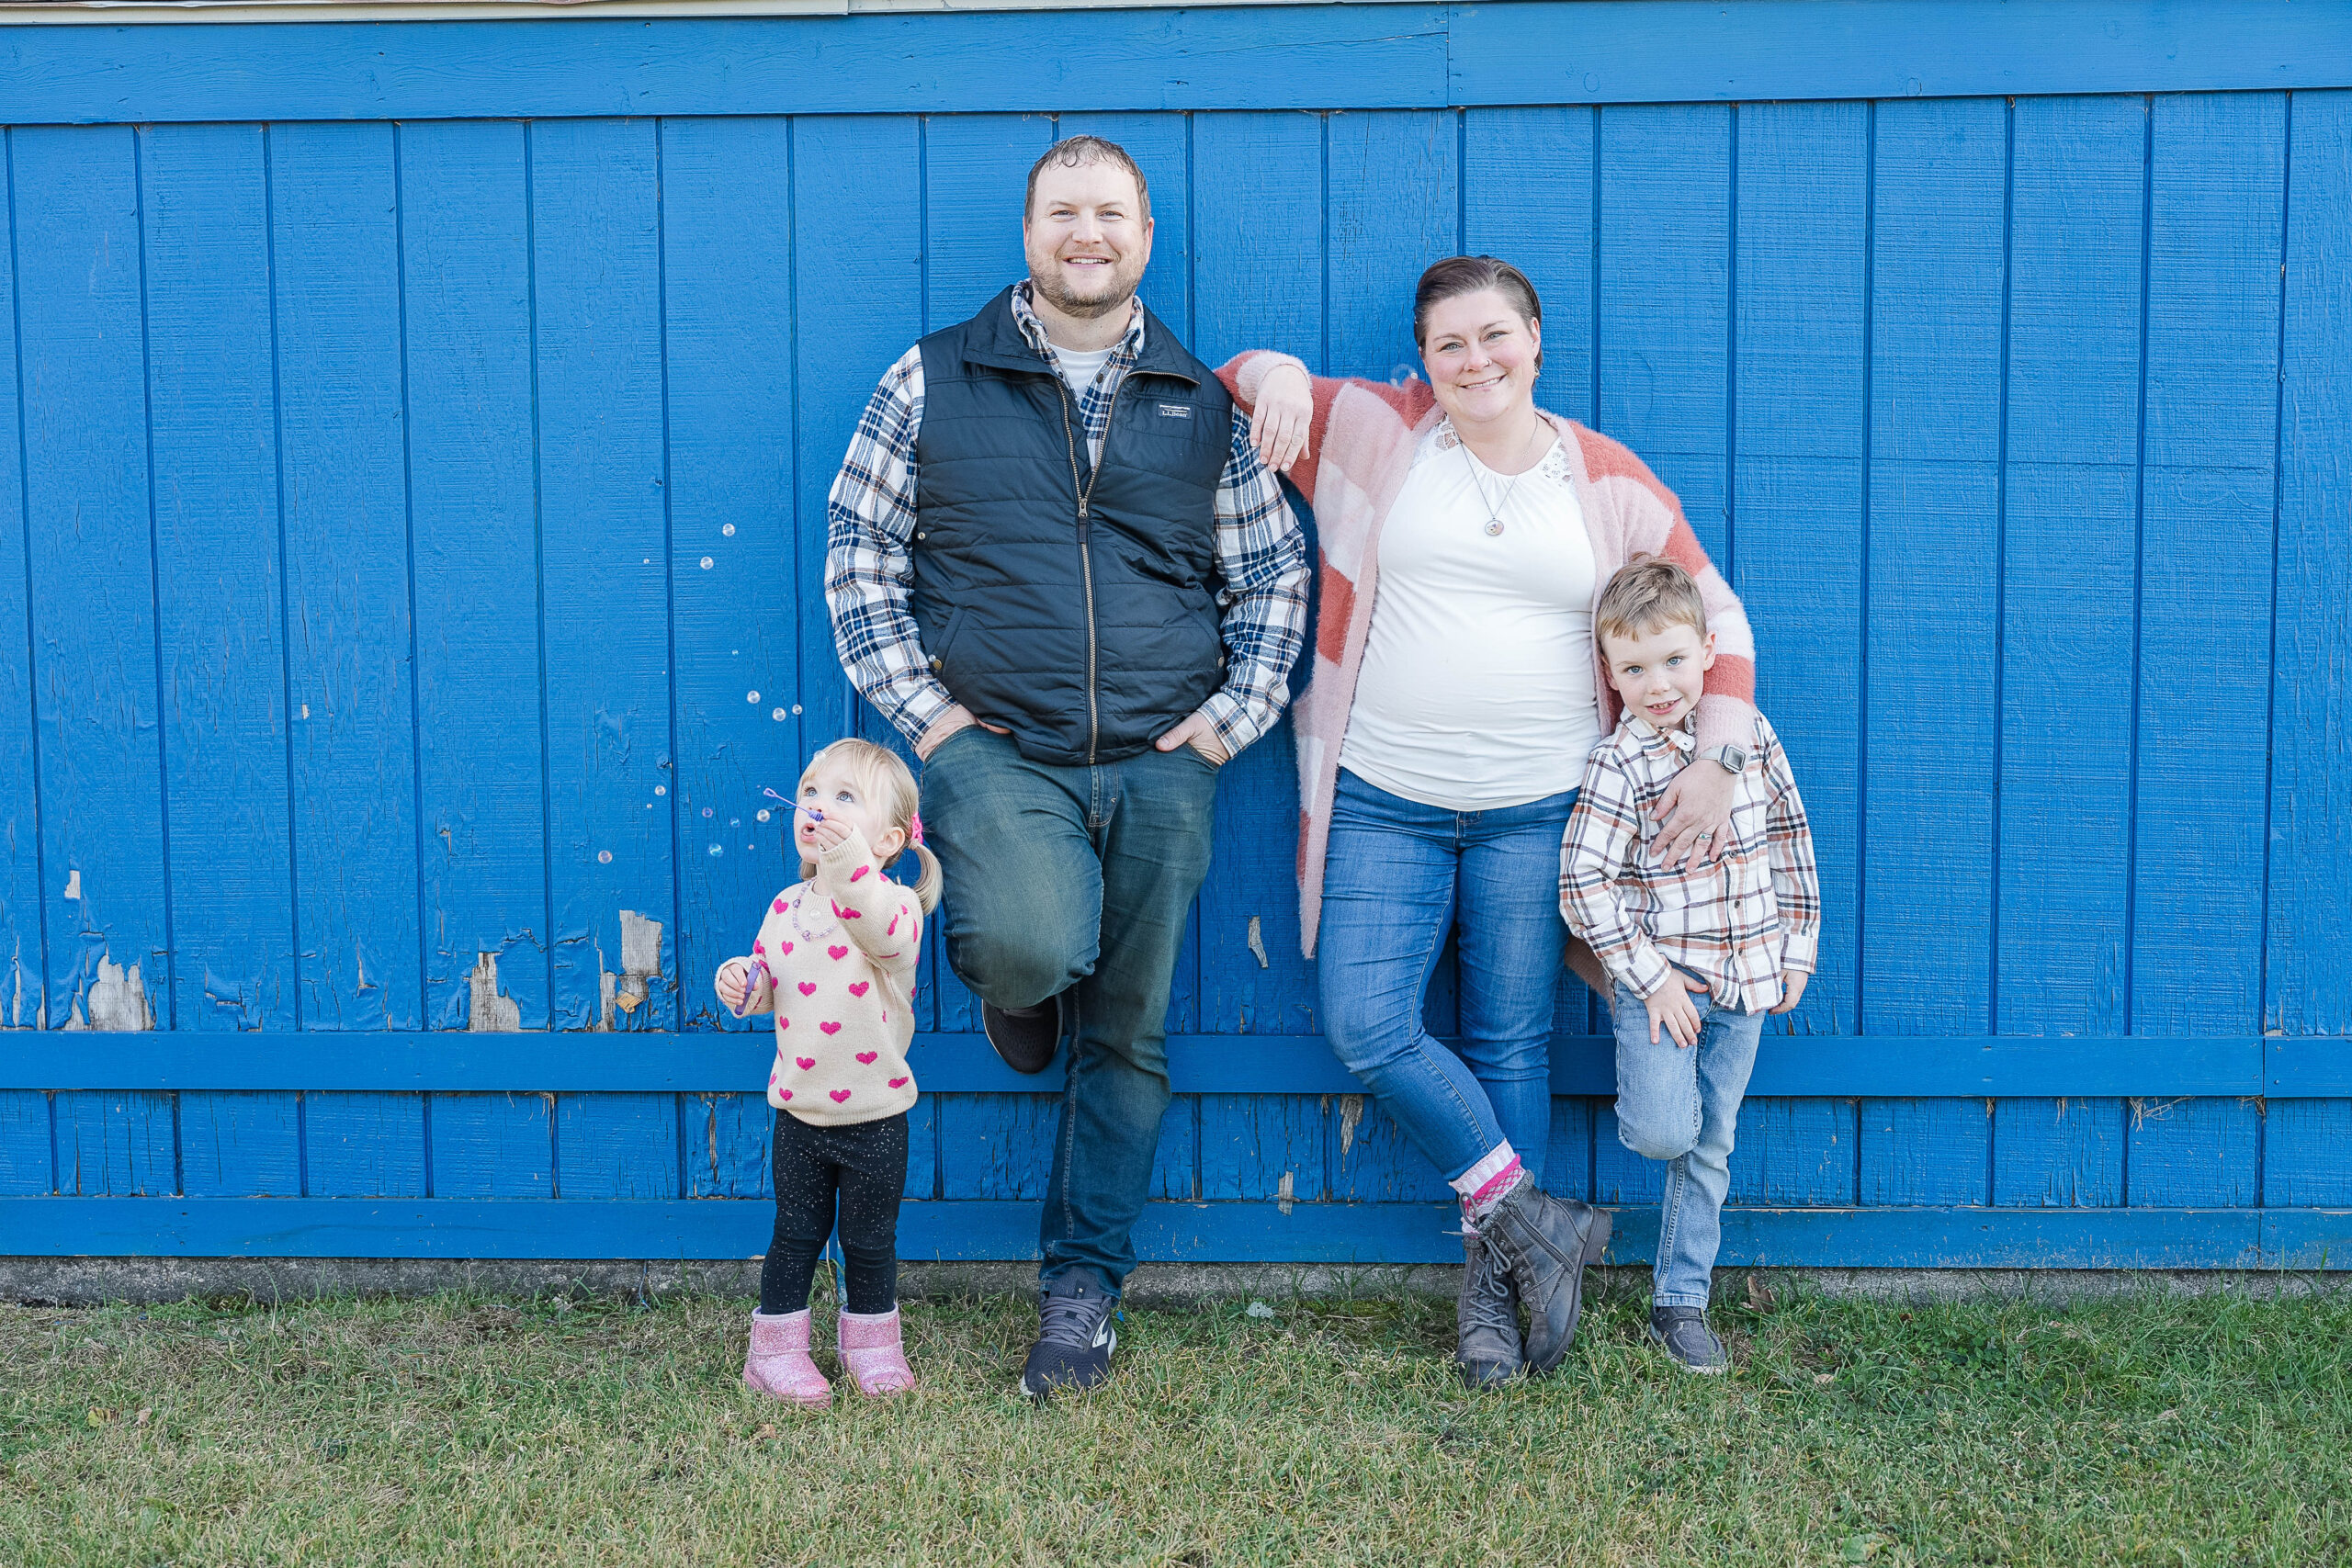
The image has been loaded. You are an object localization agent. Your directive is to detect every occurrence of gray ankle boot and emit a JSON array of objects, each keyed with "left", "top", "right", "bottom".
[
  {"left": 1454, "top": 1230, "right": 1522, "bottom": 1389},
  {"left": 1479, "top": 1181, "right": 1611, "bottom": 1375}
]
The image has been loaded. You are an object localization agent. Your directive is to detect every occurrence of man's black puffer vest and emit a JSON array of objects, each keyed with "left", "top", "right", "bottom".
[{"left": 911, "top": 286, "right": 1234, "bottom": 766}]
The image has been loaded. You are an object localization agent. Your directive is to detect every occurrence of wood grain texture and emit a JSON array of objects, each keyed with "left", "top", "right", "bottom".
[
  {"left": 1992, "top": 1097, "right": 2124, "bottom": 1208},
  {"left": 13, "top": 126, "right": 172, "bottom": 1029},
  {"left": 937, "top": 1091, "right": 1058, "bottom": 1201},
  {"left": 684, "top": 1092, "right": 772, "bottom": 1201},
  {"left": 552, "top": 1091, "right": 676, "bottom": 1200},
  {"left": 1731, "top": 98, "right": 1867, "bottom": 1037},
  {"left": 400, "top": 120, "right": 549, "bottom": 1030},
  {"left": 177, "top": 1090, "right": 300, "bottom": 1198},
  {"left": 270, "top": 121, "right": 424, "bottom": 1031},
  {"left": 1726, "top": 1099, "right": 1856, "bottom": 1206},
  {"left": 1859, "top": 1099, "right": 1987, "bottom": 1207},
  {"left": 660, "top": 116, "right": 799, "bottom": 1033},
  {"left": 529, "top": 119, "right": 677, "bottom": 1032},
  {"left": 2125, "top": 1097, "right": 2259, "bottom": 1208},
  {"left": 2264, "top": 1100, "right": 2352, "bottom": 1209},
  {"left": 2266, "top": 90, "right": 2352, "bottom": 1037},
  {"left": 1329, "top": 1099, "right": 1449, "bottom": 1202},
  {"left": 1599, "top": 103, "right": 1729, "bottom": 562},
  {"left": 1540, "top": 1095, "right": 1594, "bottom": 1201},
  {"left": 0, "top": 1092, "right": 52, "bottom": 1195},
  {"left": 0, "top": 144, "right": 42, "bottom": 1031},
  {"left": 54, "top": 1091, "right": 175, "bottom": 1197},
  {"left": 1463, "top": 106, "right": 1597, "bottom": 427},
  {"left": 426, "top": 1091, "right": 551, "bottom": 1199},
  {"left": 1862, "top": 97, "right": 2005, "bottom": 1037},
  {"left": 1593, "top": 1102, "right": 1664, "bottom": 1204},
  {"left": 1997, "top": 95, "right": 2144, "bottom": 1040},
  {"left": 1326, "top": 110, "right": 1455, "bottom": 382},
  {"left": 140, "top": 122, "right": 296, "bottom": 1035},
  {"left": 303, "top": 1091, "right": 425, "bottom": 1198},
  {"left": 2131, "top": 93, "right": 2284, "bottom": 1037},
  {"left": 1201, "top": 1092, "right": 1325, "bottom": 1202}
]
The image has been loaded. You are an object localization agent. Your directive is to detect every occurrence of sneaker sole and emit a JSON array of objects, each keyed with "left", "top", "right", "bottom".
[
  {"left": 1645, "top": 1325, "right": 1728, "bottom": 1375},
  {"left": 1017, "top": 1325, "right": 1116, "bottom": 1398}
]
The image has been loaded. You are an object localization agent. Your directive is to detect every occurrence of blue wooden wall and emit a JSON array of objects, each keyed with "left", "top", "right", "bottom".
[{"left": 2, "top": 2, "right": 2349, "bottom": 1271}]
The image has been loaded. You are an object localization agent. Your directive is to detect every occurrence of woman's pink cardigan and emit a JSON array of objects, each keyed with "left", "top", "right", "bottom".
[{"left": 1217, "top": 353, "right": 1761, "bottom": 959}]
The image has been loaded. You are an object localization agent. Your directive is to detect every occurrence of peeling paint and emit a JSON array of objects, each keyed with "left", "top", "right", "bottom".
[
  {"left": 1247, "top": 916, "right": 1268, "bottom": 970},
  {"left": 1276, "top": 1168, "right": 1295, "bottom": 1216},
  {"left": 62, "top": 869, "right": 80, "bottom": 900},
  {"left": 1338, "top": 1094, "right": 1364, "bottom": 1158},
  {"left": 63, "top": 957, "right": 154, "bottom": 1032},
  {"left": 469, "top": 953, "right": 521, "bottom": 1032},
  {"left": 595, "top": 909, "right": 666, "bottom": 1030}
]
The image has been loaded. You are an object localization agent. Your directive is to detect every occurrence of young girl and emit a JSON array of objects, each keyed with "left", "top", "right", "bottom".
[{"left": 714, "top": 738, "right": 942, "bottom": 1407}]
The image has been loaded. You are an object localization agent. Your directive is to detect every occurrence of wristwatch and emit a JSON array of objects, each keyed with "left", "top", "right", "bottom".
[{"left": 1713, "top": 743, "right": 1748, "bottom": 774}]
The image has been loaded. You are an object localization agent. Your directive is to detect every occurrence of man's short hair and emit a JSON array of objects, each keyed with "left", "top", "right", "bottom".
[
  {"left": 1595, "top": 554, "right": 1709, "bottom": 649},
  {"left": 1025, "top": 135, "right": 1151, "bottom": 224}
]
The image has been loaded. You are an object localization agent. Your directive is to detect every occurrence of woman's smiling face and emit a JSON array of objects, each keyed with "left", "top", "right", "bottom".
[{"left": 1419, "top": 288, "right": 1542, "bottom": 431}]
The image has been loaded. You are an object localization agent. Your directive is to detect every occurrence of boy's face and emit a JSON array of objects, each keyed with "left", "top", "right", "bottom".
[{"left": 1601, "top": 618, "right": 1716, "bottom": 733}]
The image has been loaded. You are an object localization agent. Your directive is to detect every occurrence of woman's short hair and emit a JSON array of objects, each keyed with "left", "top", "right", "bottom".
[
  {"left": 1413, "top": 255, "right": 1543, "bottom": 368},
  {"left": 1595, "top": 554, "right": 1709, "bottom": 649}
]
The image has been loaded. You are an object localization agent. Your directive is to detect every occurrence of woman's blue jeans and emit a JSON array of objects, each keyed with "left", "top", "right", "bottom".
[{"left": 1317, "top": 768, "right": 1577, "bottom": 1187}]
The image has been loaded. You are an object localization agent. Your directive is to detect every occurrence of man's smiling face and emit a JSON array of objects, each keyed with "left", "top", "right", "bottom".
[{"left": 1023, "top": 158, "right": 1153, "bottom": 322}]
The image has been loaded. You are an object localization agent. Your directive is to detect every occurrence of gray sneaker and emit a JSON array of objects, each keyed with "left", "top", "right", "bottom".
[
  {"left": 1648, "top": 1305, "right": 1729, "bottom": 1374},
  {"left": 1019, "top": 1271, "right": 1118, "bottom": 1397}
]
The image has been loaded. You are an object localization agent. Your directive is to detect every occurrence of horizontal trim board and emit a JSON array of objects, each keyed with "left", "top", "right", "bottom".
[
  {"left": 0, "top": 1031, "right": 2283, "bottom": 1095},
  {"left": 0, "top": 1, "right": 2346, "bottom": 122},
  {"left": 0, "top": 1197, "right": 2324, "bottom": 1268},
  {"left": 0, "top": 0, "right": 1409, "bottom": 20}
]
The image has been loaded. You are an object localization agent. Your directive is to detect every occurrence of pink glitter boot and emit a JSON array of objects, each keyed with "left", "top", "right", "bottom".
[
  {"left": 837, "top": 1306, "right": 917, "bottom": 1397},
  {"left": 741, "top": 1309, "right": 831, "bottom": 1407}
]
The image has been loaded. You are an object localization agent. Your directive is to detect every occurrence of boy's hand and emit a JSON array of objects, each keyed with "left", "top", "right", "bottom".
[
  {"left": 1655, "top": 760, "right": 1736, "bottom": 870},
  {"left": 1644, "top": 973, "right": 1710, "bottom": 1047},
  {"left": 1770, "top": 971, "right": 1809, "bottom": 1015}
]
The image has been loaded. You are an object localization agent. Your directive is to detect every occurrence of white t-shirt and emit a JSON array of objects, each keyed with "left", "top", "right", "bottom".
[
  {"left": 1051, "top": 343, "right": 1117, "bottom": 397},
  {"left": 1339, "top": 423, "right": 1603, "bottom": 810}
]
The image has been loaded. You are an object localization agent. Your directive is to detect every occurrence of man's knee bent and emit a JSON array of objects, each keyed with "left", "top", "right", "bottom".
[{"left": 947, "top": 920, "right": 1095, "bottom": 1010}]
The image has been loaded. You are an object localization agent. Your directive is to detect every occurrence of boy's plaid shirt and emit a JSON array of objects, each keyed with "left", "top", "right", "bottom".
[
  {"left": 825, "top": 284, "right": 1308, "bottom": 754},
  {"left": 1560, "top": 711, "right": 1821, "bottom": 1013}
]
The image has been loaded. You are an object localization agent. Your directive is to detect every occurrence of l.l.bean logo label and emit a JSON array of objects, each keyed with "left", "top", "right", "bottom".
[{"left": 1156, "top": 402, "right": 1193, "bottom": 420}]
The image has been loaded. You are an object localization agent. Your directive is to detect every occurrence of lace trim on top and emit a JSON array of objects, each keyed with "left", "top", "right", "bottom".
[{"left": 1426, "top": 413, "right": 1574, "bottom": 484}]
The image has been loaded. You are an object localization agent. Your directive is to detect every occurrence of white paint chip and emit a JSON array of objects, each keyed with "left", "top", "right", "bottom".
[
  {"left": 62, "top": 956, "right": 153, "bottom": 1032},
  {"left": 468, "top": 953, "right": 522, "bottom": 1032},
  {"left": 62, "top": 869, "right": 80, "bottom": 900},
  {"left": 300, "top": 704, "right": 311, "bottom": 719},
  {"left": 1247, "top": 916, "right": 1268, "bottom": 970}
]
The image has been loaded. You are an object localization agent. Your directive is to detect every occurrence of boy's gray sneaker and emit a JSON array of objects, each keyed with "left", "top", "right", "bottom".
[
  {"left": 1453, "top": 1231, "right": 1523, "bottom": 1390},
  {"left": 1648, "top": 1305, "right": 1729, "bottom": 1374},
  {"left": 1019, "top": 1270, "right": 1117, "bottom": 1397}
]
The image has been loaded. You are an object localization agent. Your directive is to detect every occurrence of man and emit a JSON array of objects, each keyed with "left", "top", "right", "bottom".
[{"left": 825, "top": 136, "right": 1309, "bottom": 1395}]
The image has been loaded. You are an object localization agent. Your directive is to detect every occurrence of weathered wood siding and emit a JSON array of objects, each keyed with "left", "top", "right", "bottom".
[{"left": 1, "top": 2, "right": 2347, "bottom": 1269}]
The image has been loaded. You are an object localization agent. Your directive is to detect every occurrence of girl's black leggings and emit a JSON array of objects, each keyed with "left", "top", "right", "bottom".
[{"left": 759, "top": 1108, "right": 908, "bottom": 1316}]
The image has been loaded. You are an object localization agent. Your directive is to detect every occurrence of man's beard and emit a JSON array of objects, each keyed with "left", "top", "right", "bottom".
[{"left": 1030, "top": 261, "right": 1141, "bottom": 321}]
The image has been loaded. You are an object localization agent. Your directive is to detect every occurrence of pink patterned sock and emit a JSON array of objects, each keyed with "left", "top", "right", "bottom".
[
  {"left": 1457, "top": 1154, "right": 1528, "bottom": 1232},
  {"left": 837, "top": 1306, "right": 917, "bottom": 1398},
  {"left": 742, "top": 1309, "right": 831, "bottom": 1407}
]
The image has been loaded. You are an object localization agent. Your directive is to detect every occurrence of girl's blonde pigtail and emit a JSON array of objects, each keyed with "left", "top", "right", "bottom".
[{"left": 906, "top": 843, "right": 944, "bottom": 914}]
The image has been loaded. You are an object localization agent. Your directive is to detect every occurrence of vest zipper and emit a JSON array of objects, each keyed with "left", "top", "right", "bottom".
[{"left": 1054, "top": 371, "right": 1124, "bottom": 767}]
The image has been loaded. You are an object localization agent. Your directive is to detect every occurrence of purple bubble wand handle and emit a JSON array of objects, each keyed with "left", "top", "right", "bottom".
[
  {"left": 764, "top": 786, "right": 821, "bottom": 823},
  {"left": 730, "top": 956, "right": 775, "bottom": 1018}
]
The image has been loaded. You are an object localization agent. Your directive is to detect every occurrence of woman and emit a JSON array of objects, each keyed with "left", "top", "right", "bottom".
[{"left": 1218, "top": 256, "right": 1760, "bottom": 1387}]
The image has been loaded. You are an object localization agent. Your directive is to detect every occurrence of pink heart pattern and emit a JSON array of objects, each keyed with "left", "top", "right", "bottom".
[
  {"left": 888, "top": 1077, "right": 910, "bottom": 1089},
  {"left": 856, "top": 1051, "right": 878, "bottom": 1065},
  {"left": 780, "top": 1089, "right": 793, "bottom": 1100},
  {"left": 798, "top": 982, "right": 816, "bottom": 997},
  {"left": 752, "top": 940, "right": 764, "bottom": 955},
  {"left": 779, "top": 1017, "right": 789, "bottom": 1031},
  {"left": 888, "top": 913, "right": 900, "bottom": 936},
  {"left": 840, "top": 907, "right": 864, "bottom": 921},
  {"left": 848, "top": 981, "right": 870, "bottom": 998},
  {"left": 829, "top": 945, "right": 849, "bottom": 961},
  {"left": 850, "top": 865, "right": 870, "bottom": 883},
  {"left": 773, "top": 897, "right": 786, "bottom": 914},
  {"left": 780, "top": 941, "right": 794, "bottom": 955},
  {"left": 796, "top": 1056, "right": 815, "bottom": 1070},
  {"left": 830, "top": 1089, "right": 852, "bottom": 1104},
  {"left": 820, "top": 1021, "right": 842, "bottom": 1035}
]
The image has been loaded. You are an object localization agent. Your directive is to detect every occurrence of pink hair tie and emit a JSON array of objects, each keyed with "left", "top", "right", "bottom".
[{"left": 908, "top": 812, "right": 925, "bottom": 847}]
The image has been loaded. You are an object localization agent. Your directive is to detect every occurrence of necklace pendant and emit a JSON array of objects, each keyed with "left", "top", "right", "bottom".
[{"left": 1485, "top": 520, "right": 1505, "bottom": 537}]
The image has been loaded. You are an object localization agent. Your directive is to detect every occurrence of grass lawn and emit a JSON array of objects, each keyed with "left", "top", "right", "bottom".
[{"left": 2, "top": 1276, "right": 2345, "bottom": 1566}]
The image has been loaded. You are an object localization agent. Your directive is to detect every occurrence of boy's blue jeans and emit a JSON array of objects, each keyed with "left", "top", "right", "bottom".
[
  {"left": 1317, "top": 768, "right": 1577, "bottom": 1186},
  {"left": 918, "top": 725, "right": 1218, "bottom": 1298},
  {"left": 1611, "top": 977, "right": 1765, "bottom": 1309}
]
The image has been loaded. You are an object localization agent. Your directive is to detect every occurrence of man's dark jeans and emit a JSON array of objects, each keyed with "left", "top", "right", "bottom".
[{"left": 919, "top": 725, "right": 1218, "bottom": 1295}]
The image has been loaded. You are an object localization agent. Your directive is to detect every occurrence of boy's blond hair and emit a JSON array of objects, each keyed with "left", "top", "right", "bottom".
[
  {"left": 1594, "top": 553, "right": 1708, "bottom": 650},
  {"left": 797, "top": 738, "right": 944, "bottom": 912}
]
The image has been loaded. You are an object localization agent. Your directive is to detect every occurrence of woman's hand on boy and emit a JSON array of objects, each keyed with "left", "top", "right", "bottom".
[
  {"left": 1644, "top": 973, "right": 1709, "bottom": 1048},
  {"left": 1654, "top": 761, "right": 1736, "bottom": 870},
  {"left": 1769, "top": 971, "right": 1809, "bottom": 1015}
]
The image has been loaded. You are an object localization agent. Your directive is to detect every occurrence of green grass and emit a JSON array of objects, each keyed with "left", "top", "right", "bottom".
[{"left": 3, "top": 1276, "right": 2346, "bottom": 1566}]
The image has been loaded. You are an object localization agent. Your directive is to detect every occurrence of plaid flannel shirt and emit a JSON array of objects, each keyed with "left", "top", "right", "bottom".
[
  {"left": 1560, "top": 710, "right": 1821, "bottom": 1014},
  {"left": 825, "top": 284, "right": 1308, "bottom": 755}
]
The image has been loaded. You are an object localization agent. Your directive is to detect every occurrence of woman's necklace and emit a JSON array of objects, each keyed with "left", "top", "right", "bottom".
[{"left": 1460, "top": 421, "right": 1546, "bottom": 537}]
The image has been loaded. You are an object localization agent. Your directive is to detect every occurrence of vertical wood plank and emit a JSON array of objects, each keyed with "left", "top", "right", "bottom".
[
  {"left": 1726, "top": 1100, "right": 1856, "bottom": 1206},
  {"left": 662, "top": 116, "right": 798, "bottom": 1032},
  {"left": 904, "top": 1097, "right": 938, "bottom": 1201},
  {"left": 13, "top": 126, "right": 170, "bottom": 1028},
  {"left": 684, "top": 1092, "right": 773, "bottom": 1200},
  {"left": 1463, "top": 106, "right": 1596, "bottom": 426},
  {"left": 140, "top": 121, "right": 297, "bottom": 1034},
  {"left": 553, "top": 1092, "right": 677, "bottom": 1200},
  {"left": 1992, "top": 1098, "right": 2124, "bottom": 1207},
  {"left": 1542, "top": 1095, "right": 1594, "bottom": 1202},
  {"left": 272, "top": 121, "right": 424, "bottom": 1030},
  {"left": 2126, "top": 1097, "right": 2259, "bottom": 1207},
  {"left": 1863, "top": 99, "right": 2005, "bottom": 1036},
  {"left": 1330, "top": 1100, "right": 1448, "bottom": 1202},
  {"left": 1733, "top": 99, "right": 1868, "bottom": 1038},
  {"left": 530, "top": 118, "right": 676, "bottom": 1031},
  {"left": 1594, "top": 1103, "right": 1665, "bottom": 1204},
  {"left": 2264, "top": 1100, "right": 2352, "bottom": 1208},
  {"left": 0, "top": 1093, "right": 52, "bottom": 1194},
  {"left": 427, "top": 1091, "right": 551, "bottom": 1198},
  {"left": 1998, "top": 96, "right": 2146, "bottom": 1038},
  {"left": 923, "top": 113, "right": 1052, "bottom": 333},
  {"left": 1201, "top": 1093, "right": 1325, "bottom": 1201},
  {"left": 2132, "top": 93, "right": 2284, "bottom": 1036},
  {"left": 2268, "top": 91, "right": 2352, "bottom": 1035},
  {"left": 400, "top": 119, "right": 548, "bottom": 1030},
  {"left": 1598, "top": 104, "right": 1729, "bottom": 562},
  {"left": 304, "top": 1091, "right": 425, "bottom": 1197},
  {"left": 0, "top": 140, "right": 43, "bottom": 1029},
  {"left": 1326, "top": 110, "right": 1456, "bottom": 381},
  {"left": 54, "top": 1091, "right": 174, "bottom": 1197},
  {"left": 937, "top": 1091, "right": 1057, "bottom": 1201},
  {"left": 178, "top": 1090, "right": 300, "bottom": 1197},
  {"left": 1149, "top": 1097, "right": 1197, "bottom": 1201},
  {"left": 1859, "top": 1100, "right": 1988, "bottom": 1205}
]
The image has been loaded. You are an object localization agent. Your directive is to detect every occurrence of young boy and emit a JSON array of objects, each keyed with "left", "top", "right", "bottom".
[{"left": 1560, "top": 555, "right": 1820, "bottom": 1374}]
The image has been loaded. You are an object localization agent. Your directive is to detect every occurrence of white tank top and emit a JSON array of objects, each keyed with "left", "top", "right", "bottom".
[{"left": 1340, "top": 423, "right": 1602, "bottom": 810}]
